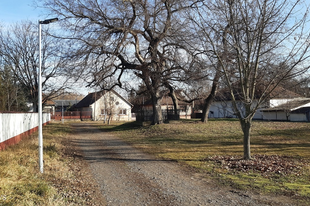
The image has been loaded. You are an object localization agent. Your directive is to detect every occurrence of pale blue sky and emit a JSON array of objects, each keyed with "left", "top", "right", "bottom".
[
  {"left": 0, "top": 1, "right": 92, "bottom": 95},
  {"left": 0, "top": 0, "right": 45, "bottom": 25}
]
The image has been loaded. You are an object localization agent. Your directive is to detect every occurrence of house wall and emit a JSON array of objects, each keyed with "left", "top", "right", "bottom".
[
  {"left": 139, "top": 104, "right": 192, "bottom": 120},
  {"left": 161, "top": 104, "right": 192, "bottom": 119},
  {"left": 290, "top": 113, "right": 308, "bottom": 122},
  {"left": 253, "top": 109, "right": 264, "bottom": 120},
  {"left": 0, "top": 112, "right": 51, "bottom": 150},
  {"left": 262, "top": 111, "right": 288, "bottom": 121},
  {"left": 44, "top": 105, "right": 55, "bottom": 115},
  {"left": 91, "top": 91, "right": 132, "bottom": 121},
  {"left": 180, "top": 108, "right": 192, "bottom": 119},
  {"left": 208, "top": 98, "right": 310, "bottom": 122},
  {"left": 209, "top": 101, "right": 238, "bottom": 118},
  {"left": 209, "top": 100, "right": 275, "bottom": 120}
]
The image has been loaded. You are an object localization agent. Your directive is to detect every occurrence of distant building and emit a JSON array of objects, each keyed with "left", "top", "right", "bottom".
[
  {"left": 134, "top": 93, "right": 192, "bottom": 121},
  {"left": 74, "top": 90, "right": 133, "bottom": 121},
  {"left": 260, "top": 98, "right": 310, "bottom": 121},
  {"left": 54, "top": 99, "right": 80, "bottom": 112},
  {"left": 208, "top": 86, "right": 310, "bottom": 121}
]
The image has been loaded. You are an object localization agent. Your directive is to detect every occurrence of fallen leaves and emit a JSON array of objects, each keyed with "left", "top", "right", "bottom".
[{"left": 205, "top": 154, "right": 307, "bottom": 177}]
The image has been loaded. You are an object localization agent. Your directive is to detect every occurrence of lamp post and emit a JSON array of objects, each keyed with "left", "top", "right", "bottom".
[{"left": 38, "top": 18, "right": 58, "bottom": 173}]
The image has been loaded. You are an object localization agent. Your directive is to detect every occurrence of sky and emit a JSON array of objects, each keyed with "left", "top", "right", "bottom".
[
  {"left": 0, "top": 1, "right": 94, "bottom": 95},
  {"left": 0, "top": 0, "right": 45, "bottom": 25}
]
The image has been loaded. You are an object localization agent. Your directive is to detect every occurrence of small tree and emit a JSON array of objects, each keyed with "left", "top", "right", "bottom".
[{"left": 194, "top": 0, "right": 310, "bottom": 159}]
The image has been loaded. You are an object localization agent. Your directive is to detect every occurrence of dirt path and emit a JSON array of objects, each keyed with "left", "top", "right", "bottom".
[{"left": 70, "top": 123, "right": 296, "bottom": 206}]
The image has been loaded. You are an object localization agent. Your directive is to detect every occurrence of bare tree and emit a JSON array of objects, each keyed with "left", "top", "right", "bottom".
[
  {"left": 193, "top": 0, "right": 310, "bottom": 159},
  {"left": 0, "top": 65, "right": 28, "bottom": 111},
  {"left": 0, "top": 21, "right": 70, "bottom": 112},
  {"left": 40, "top": 0, "right": 202, "bottom": 124}
]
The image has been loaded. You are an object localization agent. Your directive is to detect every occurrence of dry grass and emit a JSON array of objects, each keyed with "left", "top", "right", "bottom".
[
  {"left": 0, "top": 122, "right": 88, "bottom": 206},
  {"left": 4, "top": 120, "right": 308, "bottom": 204},
  {"left": 100, "top": 119, "right": 310, "bottom": 203}
]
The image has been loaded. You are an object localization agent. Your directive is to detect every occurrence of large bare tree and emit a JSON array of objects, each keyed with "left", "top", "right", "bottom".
[
  {"left": 0, "top": 22, "right": 70, "bottom": 112},
  {"left": 193, "top": 0, "right": 310, "bottom": 159},
  {"left": 40, "top": 0, "right": 201, "bottom": 124}
]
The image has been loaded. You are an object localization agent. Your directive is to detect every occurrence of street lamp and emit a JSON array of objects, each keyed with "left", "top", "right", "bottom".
[{"left": 38, "top": 17, "right": 58, "bottom": 173}]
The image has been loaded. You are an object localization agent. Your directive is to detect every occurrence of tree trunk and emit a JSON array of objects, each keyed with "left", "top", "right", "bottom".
[
  {"left": 201, "top": 71, "right": 220, "bottom": 123},
  {"left": 201, "top": 98, "right": 212, "bottom": 123},
  {"left": 33, "top": 100, "right": 38, "bottom": 112},
  {"left": 167, "top": 85, "right": 179, "bottom": 115},
  {"left": 170, "top": 90, "right": 179, "bottom": 115},
  {"left": 240, "top": 118, "right": 252, "bottom": 160},
  {"left": 151, "top": 97, "right": 163, "bottom": 125},
  {"left": 107, "top": 115, "right": 112, "bottom": 125}
]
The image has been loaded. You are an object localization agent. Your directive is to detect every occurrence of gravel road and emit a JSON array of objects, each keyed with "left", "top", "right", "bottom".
[{"left": 70, "top": 123, "right": 296, "bottom": 206}]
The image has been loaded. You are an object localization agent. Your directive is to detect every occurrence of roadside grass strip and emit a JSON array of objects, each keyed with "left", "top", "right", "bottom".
[
  {"left": 100, "top": 120, "right": 310, "bottom": 203},
  {"left": 0, "top": 123, "right": 86, "bottom": 206}
]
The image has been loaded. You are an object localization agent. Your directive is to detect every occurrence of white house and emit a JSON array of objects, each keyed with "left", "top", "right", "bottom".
[
  {"left": 74, "top": 90, "right": 133, "bottom": 121},
  {"left": 208, "top": 87, "right": 310, "bottom": 121}
]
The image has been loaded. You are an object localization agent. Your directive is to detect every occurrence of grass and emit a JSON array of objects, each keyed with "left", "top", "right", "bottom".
[
  {"left": 99, "top": 119, "right": 310, "bottom": 202},
  {"left": 3, "top": 120, "right": 308, "bottom": 204},
  {"left": 0, "top": 122, "right": 87, "bottom": 206}
]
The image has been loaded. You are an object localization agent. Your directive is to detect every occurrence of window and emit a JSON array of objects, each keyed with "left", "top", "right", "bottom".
[{"left": 119, "top": 109, "right": 127, "bottom": 115}]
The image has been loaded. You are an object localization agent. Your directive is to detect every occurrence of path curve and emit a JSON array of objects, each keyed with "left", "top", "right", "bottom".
[{"left": 70, "top": 123, "right": 295, "bottom": 206}]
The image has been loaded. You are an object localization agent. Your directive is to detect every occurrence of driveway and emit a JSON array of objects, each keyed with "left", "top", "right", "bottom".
[{"left": 69, "top": 123, "right": 295, "bottom": 206}]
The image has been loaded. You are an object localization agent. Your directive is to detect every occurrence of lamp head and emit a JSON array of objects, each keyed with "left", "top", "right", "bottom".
[{"left": 39, "top": 18, "right": 58, "bottom": 24}]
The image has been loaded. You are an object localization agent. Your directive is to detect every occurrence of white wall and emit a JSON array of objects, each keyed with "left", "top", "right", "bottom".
[
  {"left": 262, "top": 111, "right": 288, "bottom": 121},
  {"left": 209, "top": 101, "right": 237, "bottom": 118},
  {"left": 210, "top": 100, "right": 279, "bottom": 120},
  {"left": 91, "top": 91, "right": 132, "bottom": 121},
  {"left": 0, "top": 113, "right": 50, "bottom": 144}
]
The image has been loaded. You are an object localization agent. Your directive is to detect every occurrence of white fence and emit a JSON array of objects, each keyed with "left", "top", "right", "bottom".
[{"left": 0, "top": 113, "right": 51, "bottom": 149}]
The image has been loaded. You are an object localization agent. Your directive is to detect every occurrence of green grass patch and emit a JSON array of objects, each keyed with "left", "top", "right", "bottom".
[{"left": 99, "top": 120, "right": 310, "bottom": 202}]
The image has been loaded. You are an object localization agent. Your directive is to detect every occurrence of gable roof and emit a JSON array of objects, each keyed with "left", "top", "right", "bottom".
[
  {"left": 268, "top": 87, "right": 302, "bottom": 99},
  {"left": 142, "top": 91, "right": 191, "bottom": 107},
  {"left": 54, "top": 100, "right": 80, "bottom": 107},
  {"left": 74, "top": 90, "right": 132, "bottom": 108},
  {"left": 161, "top": 95, "right": 191, "bottom": 106},
  {"left": 44, "top": 99, "right": 55, "bottom": 106},
  {"left": 261, "top": 98, "right": 310, "bottom": 112}
]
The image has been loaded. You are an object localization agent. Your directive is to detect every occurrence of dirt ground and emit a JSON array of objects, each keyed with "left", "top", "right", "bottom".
[{"left": 64, "top": 122, "right": 300, "bottom": 206}]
